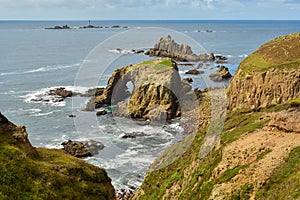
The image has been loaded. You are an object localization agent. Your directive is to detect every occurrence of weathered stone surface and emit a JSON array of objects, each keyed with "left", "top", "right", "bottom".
[
  {"left": 227, "top": 33, "right": 300, "bottom": 110},
  {"left": 209, "top": 66, "right": 232, "bottom": 81},
  {"left": 89, "top": 59, "right": 189, "bottom": 121},
  {"left": 0, "top": 112, "right": 37, "bottom": 157}
]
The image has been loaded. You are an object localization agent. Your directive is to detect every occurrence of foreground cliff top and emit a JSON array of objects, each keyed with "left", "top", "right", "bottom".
[
  {"left": 238, "top": 32, "right": 300, "bottom": 75},
  {"left": 0, "top": 113, "right": 115, "bottom": 199},
  {"left": 228, "top": 32, "right": 300, "bottom": 109}
]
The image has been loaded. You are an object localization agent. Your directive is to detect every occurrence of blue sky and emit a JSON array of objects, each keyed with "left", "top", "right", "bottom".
[{"left": 0, "top": 0, "right": 300, "bottom": 20}]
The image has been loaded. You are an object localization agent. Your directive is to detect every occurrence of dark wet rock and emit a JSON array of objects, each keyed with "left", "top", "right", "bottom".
[
  {"left": 120, "top": 132, "right": 147, "bottom": 139},
  {"left": 45, "top": 25, "right": 70, "bottom": 30},
  {"left": 209, "top": 66, "right": 232, "bottom": 81},
  {"left": 185, "top": 69, "right": 204, "bottom": 75},
  {"left": 61, "top": 140, "right": 105, "bottom": 158},
  {"left": 178, "top": 63, "right": 194, "bottom": 66},
  {"left": 215, "top": 55, "right": 228, "bottom": 64},
  {"left": 80, "top": 24, "right": 102, "bottom": 29},
  {"left": 81, "top": 88, "right": 105, "bottom": 97},
  {"left": 61, "top": 140, "right": 92, "bottom": 158},
  {"left": 183, "top": 78, "right": 193, "bottom": 83},
  {"left": 111, "top": 25, "right": 121, "bottom": 28},
  {"left": 68, "top": 114, "right": 76, "bottom": 118},
  {"left": 96, "top": 110, "right": 108, "bottom": 116},
  {"left": 48, "top": 87, "right": 73, "bottom": 98}
]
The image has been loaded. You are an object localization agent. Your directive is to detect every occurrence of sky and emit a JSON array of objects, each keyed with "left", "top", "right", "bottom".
[{"left": 0, "top": 0, "right": 300, "bottom": 20}]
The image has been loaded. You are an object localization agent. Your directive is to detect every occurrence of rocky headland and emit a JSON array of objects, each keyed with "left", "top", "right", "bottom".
[
  {"left": 86, "top": 58, "right": 198, "bottom": 121},
  {"left": 0, "top": 112, "right": 115, "bottom": 199},
  {"left": 132, "top": 32, "right": 300, "bottom": 199}
]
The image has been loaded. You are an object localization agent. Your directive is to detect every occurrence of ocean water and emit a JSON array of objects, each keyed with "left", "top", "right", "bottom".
[{"left": 1, "top": 20, "right": 299, "bottom": 192}]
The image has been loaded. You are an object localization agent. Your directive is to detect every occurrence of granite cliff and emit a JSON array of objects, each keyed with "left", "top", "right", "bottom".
[
  {"left": 87, "top": 59, "right": 193, "bottom": 121},
  {"left": 227, "top": 33, "right": 300, "bottom": 110},
  {"left": 0, "top": 113, "right": 115, "bottom": 199},
  {"left": 132, "top": 33, "right": 300, "bottom": 199}
]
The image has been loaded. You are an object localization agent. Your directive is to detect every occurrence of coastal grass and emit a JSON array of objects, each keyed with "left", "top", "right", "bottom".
[
  {"left": 256, "top": 146, "right": 300, "bottom": 200},
  {"left": 221, "top": 111, "right": 268, "bottom": 145},
  {"left": 238, "top": 32, "right": 300, "bottom": 76},
  {"left": 0, "top": 137, "right": 114, "bottom": 200}
]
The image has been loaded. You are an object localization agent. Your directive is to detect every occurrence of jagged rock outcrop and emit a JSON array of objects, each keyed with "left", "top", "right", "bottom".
[
  {"left": 0, "top": 112, "right": 37, "bottom": 157},
  {"left": 0, "top": 112, "right": 115, "bottom": 199},
  {"left": 228, "top": 32, "right": 300, "bottom": 110},
  {"left": 145, "top": 35, "right": 215, "bottom": 62},
  {"left": 48, "top": 87, "right": 73, "bottom": 98},
  {"left": 87, "top": 59, "right": 190, "bottom": 121},
  {"left": 209, "top": 66, "right": 232, "bottom": 81}
]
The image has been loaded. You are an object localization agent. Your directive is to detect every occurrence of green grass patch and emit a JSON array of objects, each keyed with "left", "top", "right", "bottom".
[
  {"left": 0, "top": 143, "right": 115, "bottom": 200},
  {"left": 221, "top": 111, "right": 268, "bottom": 145},
  {"left": 231, "top": 183, "right": 253, "bottom": 200},
  {"left": 256, "top": 146, "right": 300, "bottom": 200},
  {"left": 216, "top": 165, "right": 247, "bottom": 184},
  {"left": 256, "top": 149, "right": 272, "bottom": 161}
]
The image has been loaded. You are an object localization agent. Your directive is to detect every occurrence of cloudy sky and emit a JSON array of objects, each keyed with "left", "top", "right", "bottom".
[{"left": 0, "top": 0, "right": 300, "bottom": 20}]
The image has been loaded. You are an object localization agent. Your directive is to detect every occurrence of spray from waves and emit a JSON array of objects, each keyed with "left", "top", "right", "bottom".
[
  {"left": 0, "top": 62, "right": 81, "bottom": 76},
  {"left": 22, "top": 85, "right": 91, "bottom": 107}
]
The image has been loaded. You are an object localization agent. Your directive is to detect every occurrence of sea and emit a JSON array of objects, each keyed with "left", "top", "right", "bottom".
[{"left": 1, "top": 20, "right": 299, "bottom": 193}]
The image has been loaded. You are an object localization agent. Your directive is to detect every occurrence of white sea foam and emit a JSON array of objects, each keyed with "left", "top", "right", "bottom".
[
  {"left": 23, "top": 85, "right": 90, "bottom": 107},
  {"left": 0, "top": 62, "right": 81, "bottom": 76},
  {"left": 239, "top": 54, "right": 248, "bottom": 58}
]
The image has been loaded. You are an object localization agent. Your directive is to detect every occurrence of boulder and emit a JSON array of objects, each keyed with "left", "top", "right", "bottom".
[
  {"left": 209, "top": 66, "right": 232, "bottom": 81},
  {"left": 183, "top": 78, "right": 193, "bottom": 83},
  {"left": 61, "top": 140, "right": 105, "bottom": 158},
  {"left": 96, "top": 110, "right": 108, "bottom": 116},
  {"left": 48, "top": 87, "right": 73, "bottom": 98}
]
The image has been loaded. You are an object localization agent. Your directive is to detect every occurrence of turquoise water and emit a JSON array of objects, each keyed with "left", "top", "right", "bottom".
[{"left": 1, "top": 20, "right": 299, "bottom": 192}]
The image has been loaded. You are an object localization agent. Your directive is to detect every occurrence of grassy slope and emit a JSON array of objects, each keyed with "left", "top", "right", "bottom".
[
  {"left": 134, "top": 100, "right": 300, "bottom": 200},
  {"left": 0, "top": 130, "right": 115, "bottom": 200},
  {"left": 238, "top": 32, "right": 300, "bottom": 76}
]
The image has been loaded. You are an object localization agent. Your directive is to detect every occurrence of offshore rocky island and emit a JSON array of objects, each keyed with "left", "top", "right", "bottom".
[{"left": 0, "top": 32, "right": 299, "bottom": 199}]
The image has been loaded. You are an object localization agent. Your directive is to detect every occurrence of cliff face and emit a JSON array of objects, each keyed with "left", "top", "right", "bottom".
[
  {"left": 132, "top": 33, "right": 300, "bottom": 199},
  {"left": 228, "top": 33, "right": 300, "bottom": 110},
  {"left": 90, "top": 59, "right": 187, "bottom": 120},
  {"left": 0, "top": 113, "right": 115, "bottom": 199}
]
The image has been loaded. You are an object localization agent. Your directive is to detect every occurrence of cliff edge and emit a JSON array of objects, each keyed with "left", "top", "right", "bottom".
[
  {"left": 0, "top": 113, "right": 115, "bottom": 199},
  {"left": 227, "top": 32, "right": 300, "bottom": 110}
]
